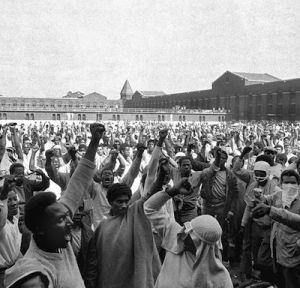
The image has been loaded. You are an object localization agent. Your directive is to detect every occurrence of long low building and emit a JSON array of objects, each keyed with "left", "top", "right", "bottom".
[{"left": 123, "top": 71, "right": 300, "bottom": 121}]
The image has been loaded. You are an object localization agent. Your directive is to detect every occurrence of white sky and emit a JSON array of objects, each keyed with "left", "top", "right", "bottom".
[{"left": 0, "top": 0, "right": 299, "bottom": 99}]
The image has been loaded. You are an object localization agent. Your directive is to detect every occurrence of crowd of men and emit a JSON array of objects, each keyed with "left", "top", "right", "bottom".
[{"left": 0, "top": 120, "right": 299, "bottom": 288}]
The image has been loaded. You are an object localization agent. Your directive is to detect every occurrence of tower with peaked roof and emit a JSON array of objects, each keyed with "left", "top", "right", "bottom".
[{"left": 120, "top": 80, "right": 133, "bottom": 101}]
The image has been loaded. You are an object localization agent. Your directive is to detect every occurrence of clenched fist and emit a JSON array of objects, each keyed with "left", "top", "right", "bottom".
[{"left": 90, "top": 123, "right": 105, "bottom": 142}]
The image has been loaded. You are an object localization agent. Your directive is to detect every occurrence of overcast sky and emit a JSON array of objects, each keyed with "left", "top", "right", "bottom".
[{"left": 0, "top": 0, "right": 299, "bottom": 99}]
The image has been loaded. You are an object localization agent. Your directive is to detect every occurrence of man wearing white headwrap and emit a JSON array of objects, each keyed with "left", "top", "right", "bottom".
[
  {"left": 144, "top": 178, "right": 233, "bottom": 288},
  {"left": 234, "top": 147, "right": 281, "bottom": 281}
]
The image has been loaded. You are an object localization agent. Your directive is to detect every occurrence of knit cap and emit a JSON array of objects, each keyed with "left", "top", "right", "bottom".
[
  {"left": 190, "top": 215, "right": 222, "bottom": 245},
  {"left": 5, "top": 258, "right": 49, "bottom": 288}
]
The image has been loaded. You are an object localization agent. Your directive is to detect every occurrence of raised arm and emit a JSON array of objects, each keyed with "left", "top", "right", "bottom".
[
  {"left": 143, "top": 129, "right": 168, "bottom": 197},
  {"left": 121, "top": 143, "right": 146, "bottom": 188},
  {"left": 144, "top": 178, "right": 190, "bottom": 239},
  {"left": 0, "top": 127, "right": 8, "bottom": 163},
  {"left": 233, "top": 146, "right": 252, "bottom": 185},
  {"left": 59, "top": 123, "right": 105, "bottom": 217}
]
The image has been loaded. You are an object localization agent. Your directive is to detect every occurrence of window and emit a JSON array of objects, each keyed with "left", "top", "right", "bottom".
[
  {"left": 136, "top": 115, "right": 139, "bottom": 121},
  {"left": 162, "top": 115, "right": 165, "bottom": 121},
  {"left": 58, "top": 102, "right": 62, "bottom": 108},
  {"left": 78, "top": 114, "right": 81, "bottom": 121},
  {"left": 179, "top": 115, "right": 182, "bottom": 121},
  {"left": 0, "top": 113, "right": 2, "bottom": 120},
  {"left": 30, "top": 113, "right": 34, "bottom": 120},
  {"left": 82, "top": 114, "right": 86, "bottom": 121},
  {"left": 182, "top": 115, "right": 185, "bottom": 121},
  {"left": 158, "top": 115, "right": 161, "bottom": 121},
  {"left": 117, "top": 115, "right": 120, "bottom": 121},
  {"left": 202, "top": 116, "right": 206, "bottom": 122},
  {"left": 52, "top": 114, "right": 56, "bottom": 120},
  {"left": 113, "top": 115, "right": 116, "bottom": 121},
  {"left": 25, "top": 113, "right": 29, "bottom": 120},
  {"left": 218, "top": 116, "right": 221, "bottom": 121},
  {"left": 3, "top": 113, "right": 7, "bottom": 120},
  {"left": 97, "top": 114, "right": 102, "bottom": 121},
  {"left": 57, "top": 114, "right": 60, "bottom": 120}
]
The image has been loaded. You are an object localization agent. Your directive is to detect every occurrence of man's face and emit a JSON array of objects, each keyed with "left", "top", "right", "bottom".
[
  {"left": 51, "top": 157, "right": 60, "bottom": 169},
  {"left": 123, "top": 147, "right": 131, "bottom": 158},
  {"left": 7, "top": 190, "right": 18, "bottom": 218},
  {"left": 101, "top": 170, "right": 114, "bottom": 188},
  {"left": 276, "top": 147, "right": 283, "bottom": 154},
  {"left": 220, "top": 152, "right": 228, "bottom": 167},
  {"left": 97, "top": 146, "right": 104, "bottom": 156},
  {"left": 42, "top": 202, "right": 73, "bottom": 249},
  {"left": 282, "top": 175, "right": 298, "bottom": 185},
  {"left": 114, "top": 140, "right": 121, "bottom": 150},
  {"left": 180, "top": 159, "right": 192, "bottom": 177},
  {"left": 13, "top": 166, "right": 25, "bottom": 186},
  {"left": 254, "top": 170, "right": 268, "bottom": 185},
  {"left": 110, "top": 195, "right": 130, "bottom": 216},
  {"left": 147, "top": 141, "right": 154, "bottom": 153},
  {"left": 20, "top": 274, "right": 46, "bottom": 288},
  {"left": 77, "top": 147, "right": 86, "bottom": 160},
  {"left": 264, "top": 150, "right": 276, "bottom": 161},
  {"left": 23, "top": 142, "right": 31, "bottom": 154},
  {"left": 285, "top": 145, "right": 291, "bottom": 154},
  {"left": 54, "top": 137, "right": 60, "bottom": 145}
]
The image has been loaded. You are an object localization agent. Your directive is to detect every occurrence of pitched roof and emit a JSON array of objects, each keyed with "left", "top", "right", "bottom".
[
  {"left": 121, "top": 80, "right": 133, "bottom": 95},
  {"left": 136, "top": 91, "right": 166, "bottom": 97},
  {"left": 232, "top": 72, "right": 281, "bottom": 83}
]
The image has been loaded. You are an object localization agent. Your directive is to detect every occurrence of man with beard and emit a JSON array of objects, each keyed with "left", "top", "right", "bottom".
[
  {"left": 11, "top": 123, "right": 105, "bottom": 288},
  {"left": 84, "top": 182, "right": 161, "bottom": 288}
]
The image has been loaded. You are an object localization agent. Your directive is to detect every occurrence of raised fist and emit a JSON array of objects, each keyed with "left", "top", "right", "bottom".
[
  {"left": 45, "top": 150, "right": 54, "bottom": 160},
  {"left": 174, "top": 178, "right": 192, "bottom": 195},
  {"left": 242, "top": 146, "right": 252, "bottom": 156},
  {"left": 159, "top": 129, "right": 168, "bottom": 140},
  {"left": 90, "top": 123, "right": 105, "bottom": 141}
]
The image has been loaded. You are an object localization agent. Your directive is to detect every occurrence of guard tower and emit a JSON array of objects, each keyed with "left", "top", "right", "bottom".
[{"left": 120, "top": 80, "right": 133, "bottom": 101}]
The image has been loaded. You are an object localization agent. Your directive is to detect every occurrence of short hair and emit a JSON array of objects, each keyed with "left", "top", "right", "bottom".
[
  {"left": 178, "top": 156, "right": 192, "bottom": 167},
  {"left": 24, "top": 192, "right": 57, "bottom": 233},
  {"left": 276, "top": 153, "right": 287, "bottom": 164},
  {"left": 255, "top": 155, "right": 273, "bottom": 166},
  {"left": 106, "top": 183, "right": 132, "bottom": 203},
  {"left": 281, "top": 169, "right": 300, "bottom": 184},
  {"left": 9, "top": 163, "right": 24, "bottom": 175}
]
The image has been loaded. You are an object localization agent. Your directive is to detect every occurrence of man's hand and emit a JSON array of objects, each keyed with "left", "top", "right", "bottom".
[
  {"left": 159, "top": 129, "right": 168, "bottom": 140},
  {"left": 90, "top": 123, "right": 105, "bottom": 142},
  {"left": 45, "top": 150, "right": 54, "bottom": 160},
  {"left": 241, "top": 146, "right": 252, "bottom": 158},
  {"left": 174, "top": 178, "right": 192, "bottom": 195},
  {"left": 32, "top": 145, "right": 40, "bottom": 154},
  {"left": 136, "top": 143, "right": 147, "bottom": 157},
  {"left": 252, "top": 203, "right": 271, "bottom": 218},
  {"left": 0, "top": 176, "right": 16, "bottom": 200}
]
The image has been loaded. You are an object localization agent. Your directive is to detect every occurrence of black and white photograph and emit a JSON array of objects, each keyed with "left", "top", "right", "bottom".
[{"left": 0, "top": 1, "right": 299, "bottom": 287}]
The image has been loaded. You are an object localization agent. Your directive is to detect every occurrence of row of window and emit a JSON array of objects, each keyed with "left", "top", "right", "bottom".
[{"left": 1, "top": 101, "right": 115, "bottom": 109}]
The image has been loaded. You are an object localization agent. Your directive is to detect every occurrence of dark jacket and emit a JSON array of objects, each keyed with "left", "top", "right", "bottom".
[{"left": 200, "top": 168, "right": 239, "bottom": 217}]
